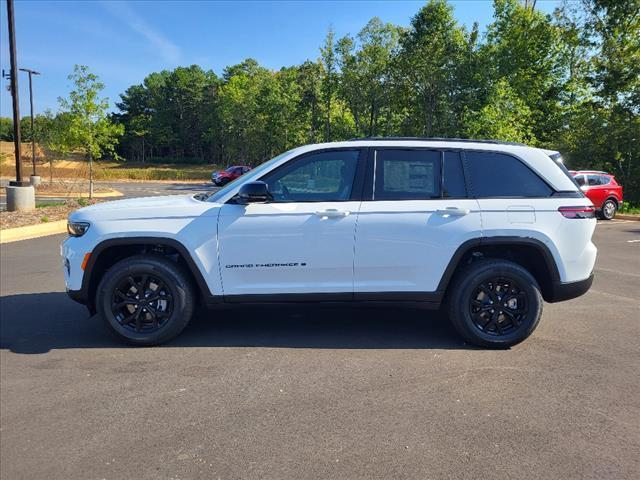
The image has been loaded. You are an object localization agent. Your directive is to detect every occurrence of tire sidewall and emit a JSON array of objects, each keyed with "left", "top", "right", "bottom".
[
  {"left": 451, "top": 262, "right": 543, "bottom": 348},
  {"left": 602, "top": 200, "right": 616, "bottom": 220},
  {"left": 97, "top": 257, "right": 192, "bottom": 345}
]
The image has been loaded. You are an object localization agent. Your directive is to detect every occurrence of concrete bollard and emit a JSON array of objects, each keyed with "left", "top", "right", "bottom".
[
  {"left": 5, "top": 185, "right": 36, "bottom": 212},
  {"left": 30, "top": 175, "right": 42, "bottom": 187}
]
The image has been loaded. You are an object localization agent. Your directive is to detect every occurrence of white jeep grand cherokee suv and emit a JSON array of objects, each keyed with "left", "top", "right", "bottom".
[{"left": 62, "top": 138, "right": 597, "bottom": 348}]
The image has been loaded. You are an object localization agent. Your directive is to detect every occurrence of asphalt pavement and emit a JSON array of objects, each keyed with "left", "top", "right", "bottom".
[{"left": 1, "top": 219, "right": 639, "bottom": 479}]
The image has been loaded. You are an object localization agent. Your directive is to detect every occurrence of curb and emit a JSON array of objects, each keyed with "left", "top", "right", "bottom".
[
  {"left": 616, "top": 214, "right": 640, "bottom": 221},
  {"left": 35, "top": 189, "right": 123, "bottom": 199},
  {"left": 0, "top": 219, "right": 67, "bottom": 244}
]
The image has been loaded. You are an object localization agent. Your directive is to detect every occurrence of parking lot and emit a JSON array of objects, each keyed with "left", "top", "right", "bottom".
[{"left": 1, "top": 218, "right": 639, "bottom": 479}]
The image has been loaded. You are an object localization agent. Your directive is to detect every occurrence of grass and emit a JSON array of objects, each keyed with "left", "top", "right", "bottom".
[
  {"left": 1, "top": 150, "right": 216, "bottom": 182},
  {"left": 36, "top": 200, "right": 64, "bottom": 209},
  {"left": 619, "top": 202, "right": 640, "bottom": 215}
]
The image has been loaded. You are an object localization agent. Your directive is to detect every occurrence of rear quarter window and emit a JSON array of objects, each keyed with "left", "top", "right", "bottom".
[{"left": 464, "top": 151, "right": 553, "bottom": 198}]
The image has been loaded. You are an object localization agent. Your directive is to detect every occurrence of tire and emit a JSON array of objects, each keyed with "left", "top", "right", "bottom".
[
  {"left": 446, "top": 259, "right": 543, "bottom": 348},
  {"left": 601, "top": 199, "right": 617, "bottom": 220},
  {"left": 217, "top": 177, "right": 230, "bottom": 186},
  {"left": 96, "top": 255, "right": 196, "bottom": 346}
]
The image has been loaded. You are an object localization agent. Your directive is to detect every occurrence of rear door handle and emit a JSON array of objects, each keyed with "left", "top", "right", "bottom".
[
  {"left": 436, "top": 207, "right": 470, "bottom": 217},
  {"left": 315, "top": 209, "right": 350, "bottom": 219}
]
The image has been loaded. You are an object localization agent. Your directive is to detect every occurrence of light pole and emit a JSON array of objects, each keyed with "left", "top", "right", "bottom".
[
  {"left": 6, "top": 0, "right": 25, "bottom": 186},
  {"left": 4, "top": 0, "right": 35, "bottom": 211},
  {"left": 19, "top": 68, "right": 41, "bottom": 180}
]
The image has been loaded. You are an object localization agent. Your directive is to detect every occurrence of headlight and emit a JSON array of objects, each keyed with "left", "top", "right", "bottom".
[{"left": 67, "top": 221, "right": 90, "bottom": 237}]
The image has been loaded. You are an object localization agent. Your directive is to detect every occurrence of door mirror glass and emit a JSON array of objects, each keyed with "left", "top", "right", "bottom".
[{"left": 235, "top": 181, "right": 272, "bottom": 204}]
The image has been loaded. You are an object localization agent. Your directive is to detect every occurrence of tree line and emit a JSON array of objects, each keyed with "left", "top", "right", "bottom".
[{"left": 1, "top": 0, "right": 638, "bottom": 202}]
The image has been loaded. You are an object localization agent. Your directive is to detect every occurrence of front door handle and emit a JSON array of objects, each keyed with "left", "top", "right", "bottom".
[
  {"left": 315, "top": 209, "right": 351, "bottom": 219},
  {"left": 436, "top": 207, "right": 470, "bottom": 217}
]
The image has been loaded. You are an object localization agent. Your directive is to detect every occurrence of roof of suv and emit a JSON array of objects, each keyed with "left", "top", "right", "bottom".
[
  {"left": 347, "top": 136, "right": 527, "bottom": 147},
  {"left": 571, "top": 170, "right": 611, "bottom": 175}
]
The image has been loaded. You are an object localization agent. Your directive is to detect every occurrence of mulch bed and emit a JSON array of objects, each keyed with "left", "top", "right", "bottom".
[{"left": 0, "top": 198, "right": 102, "bottom": 229}]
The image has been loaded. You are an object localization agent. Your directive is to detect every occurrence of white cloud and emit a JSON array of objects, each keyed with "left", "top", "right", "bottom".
[{"left": 100, "top": 0, "right": 181, "bottom": 63}]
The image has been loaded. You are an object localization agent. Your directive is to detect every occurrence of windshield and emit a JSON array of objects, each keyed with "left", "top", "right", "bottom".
[
  {"left": 225, "top": 167, "right": 236, "bottom": 173},
  {"left": 205, "top": 149, "right": 297, "bottom": 202}
]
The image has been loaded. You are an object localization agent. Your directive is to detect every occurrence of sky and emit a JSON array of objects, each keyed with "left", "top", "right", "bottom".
[{"left": 0, "top": 0, "right": 561, "bottom": 118}]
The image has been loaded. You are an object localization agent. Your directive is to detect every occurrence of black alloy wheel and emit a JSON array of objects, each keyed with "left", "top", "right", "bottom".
[
  {"left": 469, "top": 276, "right": 527, "bottom": 336},
  {"left": 111, "top": 274, "right": 174, "bottom": 334}
]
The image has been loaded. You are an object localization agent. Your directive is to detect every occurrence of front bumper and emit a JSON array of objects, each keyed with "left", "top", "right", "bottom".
[
  {"left": 546, "top": 273, "right": 594, "bottom": 303},
  {"left": 66, "top": 288, "right": 87, "bottom": 305}
]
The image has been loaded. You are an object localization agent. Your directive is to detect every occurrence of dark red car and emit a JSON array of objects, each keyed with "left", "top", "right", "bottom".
[
  {"left": 570, "top": 170, "right": 623, "bottom": 220},
  {"left": 212, "top": 165, "right": 252, "bottom": 186}
]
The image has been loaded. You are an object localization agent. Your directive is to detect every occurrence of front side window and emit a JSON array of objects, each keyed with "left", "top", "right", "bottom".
[
  {"left": 575, "top": 175, "right": 586, "bottom": 187},
  {"left": 262, "top": 149, "right": 360, "bottom": 202},
  {"left": 374, "top": 149, "right": 441, "bottom": 200},
  {"left": 465, "top": 151, "right": 553, "bottom": 198}
]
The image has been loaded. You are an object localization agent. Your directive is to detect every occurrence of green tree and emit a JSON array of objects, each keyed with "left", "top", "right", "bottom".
[
  {"left": 0, "top": 117, "right": 13, "bottom": 141},
  {"left": 59, "top": 65, "right": 123, "bottom": 197},
  {"left": 320, "top": 27, "right": 337, "bottom": 141},
  {"left": 36, "top": 110, "right": 73, "bottom": 185},
  {"left": 482, "top": 0, "right": 566, "bottom": 144},
  {"left": 337, "top": 18, "right": 400, "bottom": 137},
  {"left": 394, "top": 0, "right": 467, "bottom": 136},
  {"left": 464, "top": 79, "right": 535, "bottom": 142}
]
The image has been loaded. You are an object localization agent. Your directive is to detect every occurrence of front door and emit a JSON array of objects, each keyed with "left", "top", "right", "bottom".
[{"left": 218, "top": 148, "right": 365, "bottom": 298}]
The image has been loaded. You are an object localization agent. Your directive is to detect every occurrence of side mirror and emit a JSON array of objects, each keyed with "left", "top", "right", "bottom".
[{"left": 236, "top": 181, "right": 272, "bottom": 204}]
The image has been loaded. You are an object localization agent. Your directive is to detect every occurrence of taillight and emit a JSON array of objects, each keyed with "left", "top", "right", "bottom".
[{"left": 558, "top": 206, "right": 596, "bottom": 219}]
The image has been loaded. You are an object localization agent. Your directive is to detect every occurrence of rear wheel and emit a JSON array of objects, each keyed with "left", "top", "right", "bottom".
[
  {"left": 601, "top": 199, "right": 617, "bottom": 220},
  {"left": 447, "top": 259, "right": 543, "bottom": 348},
  {"left": 96, "top": 255, "right": 195, "bottom": 346}
]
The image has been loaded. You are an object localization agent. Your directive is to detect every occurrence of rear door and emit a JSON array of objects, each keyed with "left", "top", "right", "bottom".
[
  {"left": 353, "top": 148, "right": 482, "bottom": 297},
  {"left": 586, "top": 174, "right": 607, "bottom": 208}
]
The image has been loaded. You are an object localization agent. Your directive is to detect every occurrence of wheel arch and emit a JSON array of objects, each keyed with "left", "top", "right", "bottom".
[
  {"left": 81, "top": 237, "right": 213, "bottom": 313},
  {"left": 438, "top": 237, "right": 561, "bottom": 302}
]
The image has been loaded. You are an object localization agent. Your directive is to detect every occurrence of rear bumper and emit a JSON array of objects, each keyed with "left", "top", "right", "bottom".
[{"left": 547, "top": 273, "right": 594, "bottom": 303}]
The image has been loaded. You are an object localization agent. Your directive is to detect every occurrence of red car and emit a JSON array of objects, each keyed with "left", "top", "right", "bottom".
[
  {"left": 212, "top": 165, "right": 252, "bottom": 186},
  {"left": 570, "top": 170, "right": 623, "bottom": 220}
]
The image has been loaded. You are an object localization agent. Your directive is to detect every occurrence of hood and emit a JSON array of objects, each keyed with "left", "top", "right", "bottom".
[{"left": 69, "top": 194, "right": 219, "bottom": 222}]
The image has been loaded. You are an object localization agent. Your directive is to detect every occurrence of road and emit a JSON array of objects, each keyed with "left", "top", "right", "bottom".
[{"left": 1, "top": 220, "right": 639, "bottom": 479}]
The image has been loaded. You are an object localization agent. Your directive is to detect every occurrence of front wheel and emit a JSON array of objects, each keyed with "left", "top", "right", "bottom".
[
  {"left": 447, "top": 259, "right": 543, "bottom": 348},
  {"left": 601, "top": 199, "right": 617, "bottom": 220},
  {"left": 96, "top": 255, "right": 195, "bottom": 346}
]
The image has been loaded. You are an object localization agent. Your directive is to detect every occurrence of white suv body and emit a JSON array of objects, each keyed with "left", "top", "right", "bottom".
[{"left": 62, "top": 139, "right": 597, "bottom": 347}]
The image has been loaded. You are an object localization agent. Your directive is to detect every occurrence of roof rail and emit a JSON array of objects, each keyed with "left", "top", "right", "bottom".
[{"left": 346, "top": 136, "right": 528, "bottom": 147}]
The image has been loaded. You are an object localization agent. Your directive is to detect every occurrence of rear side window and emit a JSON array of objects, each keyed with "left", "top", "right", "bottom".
[
  {"left": 465, "top": 151, "right": 553, "bottom": 198},
  {"left": 600, "top": 176, "right": 611, "bottom": 185},
  {"left": 587, "top": 174, "right": 602, "bottom": 186},
  {"left": 375, "top": 149, "right": 441, "bottom": 200},
  {"left": 443, "top": 151, "right": 467, "bottom": 198}
]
